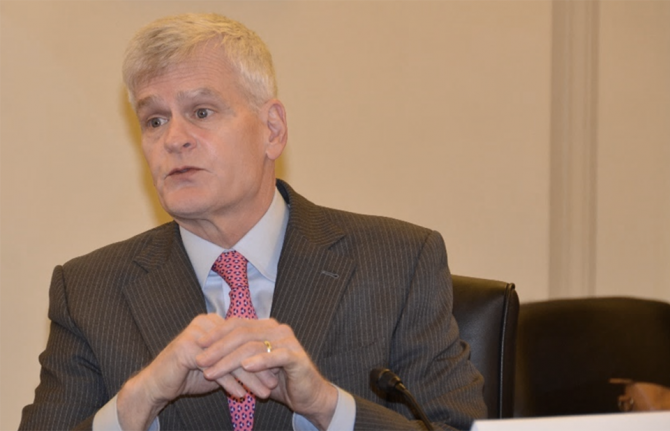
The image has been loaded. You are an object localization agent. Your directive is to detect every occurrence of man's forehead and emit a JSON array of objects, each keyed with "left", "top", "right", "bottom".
[{"left": 131, "top": 45, "right": 238, "bottom": 108}]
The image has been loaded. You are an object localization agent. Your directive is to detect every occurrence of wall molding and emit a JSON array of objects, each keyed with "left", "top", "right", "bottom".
[{"left": 549, "top": 0, "right": 599, "bottom": 298}]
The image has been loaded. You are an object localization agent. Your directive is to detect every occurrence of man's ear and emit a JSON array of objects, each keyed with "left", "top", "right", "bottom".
[{"left": 263, "top": 99, "right": 288, "bottom": 161}]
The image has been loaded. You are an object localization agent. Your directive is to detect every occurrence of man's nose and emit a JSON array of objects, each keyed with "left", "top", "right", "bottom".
[{"left": 163, "top": 117, "right": 195, "bottom": 152}]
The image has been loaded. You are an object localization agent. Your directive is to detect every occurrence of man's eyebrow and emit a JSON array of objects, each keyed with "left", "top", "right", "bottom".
[
  {"left": 178, "top": 87, "right": 234, "bottom": 113},
  {"left": 135, "top": 88, "right": 229, "bottom": 114},
  {"left": 135, "top": 95, "right": 160, "bottom": 113},
  {"left": 176, "top": 88, "right": 220, "bottom": 102}
]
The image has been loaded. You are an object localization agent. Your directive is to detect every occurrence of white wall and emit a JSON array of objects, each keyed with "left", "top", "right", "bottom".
[
  {"left": 595, "top": 1, "right": 670, "bottom": 299},
  {"left": 1, "top": 1, "right": 668, "bottom": 429}
]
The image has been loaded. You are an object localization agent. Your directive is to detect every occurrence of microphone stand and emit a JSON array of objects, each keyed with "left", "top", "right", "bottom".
[{"left": 370, "top": 368, "right": 436, "bottom": 431}]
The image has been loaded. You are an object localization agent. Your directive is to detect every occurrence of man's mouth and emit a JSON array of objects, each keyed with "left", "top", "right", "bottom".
[{"left": 168, "top": 166, "right": 199, "bottom": 177}]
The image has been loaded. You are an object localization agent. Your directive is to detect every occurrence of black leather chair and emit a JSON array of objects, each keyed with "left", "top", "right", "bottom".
[
  {"left": 452, "top": 275, "right": 519, "bottom": 418},
  {"left": 514, "top": 296, "right": 670, "bottom": 417}
]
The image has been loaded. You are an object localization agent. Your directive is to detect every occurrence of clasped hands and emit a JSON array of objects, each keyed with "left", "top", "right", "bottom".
[{"left": 117, "top": 314, "right": 337, "bottom": 430}]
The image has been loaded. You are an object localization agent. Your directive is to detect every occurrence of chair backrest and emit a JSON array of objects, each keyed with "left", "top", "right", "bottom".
[
  {"left": 514, "top": 296, "right": 670, "bottom": 417},
  {"left": 452, "top": 275, "right": 519, "bottom": 418}
]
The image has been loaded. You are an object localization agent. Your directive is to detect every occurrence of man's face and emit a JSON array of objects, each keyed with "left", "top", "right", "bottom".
[{"left": 134, "top": 45, "right": 283, "bottom": 228}]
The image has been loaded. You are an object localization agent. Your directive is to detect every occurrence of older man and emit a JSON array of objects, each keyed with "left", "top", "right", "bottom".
[{"left": 20, "top": 13, "right": 486, "bottom": 431}]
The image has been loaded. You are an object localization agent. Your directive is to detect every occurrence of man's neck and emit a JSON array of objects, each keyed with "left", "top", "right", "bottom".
[{"left": 174, "top": 183, "right": 276, "bottom": 249}]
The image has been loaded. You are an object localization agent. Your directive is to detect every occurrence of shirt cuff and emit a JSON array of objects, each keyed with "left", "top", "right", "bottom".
[
  {"left": 292, "top": 386, "right": 356, "bottom": 431},
  {"left": 92, "top": 394, "right": 160, "bottom": 431}
]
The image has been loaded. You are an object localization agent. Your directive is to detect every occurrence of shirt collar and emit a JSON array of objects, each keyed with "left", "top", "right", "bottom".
[{"left": 179, "top": 187, "right": 289, "bottom": 288}]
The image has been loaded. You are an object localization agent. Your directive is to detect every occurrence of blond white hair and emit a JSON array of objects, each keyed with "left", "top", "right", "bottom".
[{"left": 122, "top": 13, "right": 277, "bottom": 109}]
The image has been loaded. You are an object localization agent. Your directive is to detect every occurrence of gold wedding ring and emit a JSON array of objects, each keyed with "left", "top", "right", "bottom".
[{"left": 264, "top": 340, "right": 272, "bottom": 353}]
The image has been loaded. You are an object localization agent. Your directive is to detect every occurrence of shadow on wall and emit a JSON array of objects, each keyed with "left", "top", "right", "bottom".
[{"left": 117, "top": 86, "right": 290, "bottom": 227}]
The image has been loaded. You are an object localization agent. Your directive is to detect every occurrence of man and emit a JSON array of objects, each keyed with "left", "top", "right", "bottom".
[{"left": 20, "top": 13, "right": 486, "bottom": 431}]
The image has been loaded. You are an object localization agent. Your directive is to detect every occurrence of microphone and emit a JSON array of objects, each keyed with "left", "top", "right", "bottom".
[{"left": 370, "top": 368, "right": 436, "bottom": 431}]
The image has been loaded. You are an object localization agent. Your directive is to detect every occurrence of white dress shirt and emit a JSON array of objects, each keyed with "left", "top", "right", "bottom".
[{"left": 93, "top": 188, "right": 355, "bottom": 431}]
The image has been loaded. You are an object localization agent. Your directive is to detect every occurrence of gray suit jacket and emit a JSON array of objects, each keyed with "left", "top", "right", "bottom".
[{"left": 20, "top": 180, "right": 486, "bottom": 431}]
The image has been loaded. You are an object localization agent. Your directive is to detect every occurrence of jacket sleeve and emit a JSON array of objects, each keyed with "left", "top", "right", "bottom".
[
  {"left": 19, "top": 265, "right": 106, "bottom": 431},
  {"left": 354, "top": 230, "right": 487, "bottom": 431}
]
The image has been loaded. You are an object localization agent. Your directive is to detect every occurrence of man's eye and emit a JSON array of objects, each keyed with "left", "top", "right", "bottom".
[
  {"left": 195, "top": 108, "right": 211, "bottom": 119},
  {"left": 148, "top": 117, "right": 166, "bottom": 128}
]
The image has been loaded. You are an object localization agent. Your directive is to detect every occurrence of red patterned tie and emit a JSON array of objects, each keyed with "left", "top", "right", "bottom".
[{"left": 212, "top": 251, "right": 258, "bottom": 431}]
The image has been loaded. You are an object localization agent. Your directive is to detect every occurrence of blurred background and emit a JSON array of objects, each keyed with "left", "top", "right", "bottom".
[{"left": 2, "top": 1, "right": 668, "bottom": 428}]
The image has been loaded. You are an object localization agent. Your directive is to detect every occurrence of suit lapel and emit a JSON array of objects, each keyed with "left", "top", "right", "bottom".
[
  {"left": 120, "top": 223, "right": 231, "bottom": 429},
  {"left": 272, "top": 180, "right": 356, "bottom": 362},
  {"left": 255, "top": 182, "right": 356, "bottom": 430},
  {"left": 271, "top": 229, "right": 355, "bottom": 361},
  {"left": 121, "top": 222, "right": 205, "bottom": 357}
]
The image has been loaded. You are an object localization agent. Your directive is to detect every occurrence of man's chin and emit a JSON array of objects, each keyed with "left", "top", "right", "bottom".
[
  {"left": 160, "top": 199, "right": 210, "bottom": 221},
  {"left": 166, "top": 208, "right": 207, "bottom": 222}
]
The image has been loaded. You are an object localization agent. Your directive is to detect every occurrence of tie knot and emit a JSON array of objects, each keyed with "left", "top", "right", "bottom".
[{"left": 212, "top": 250, "right": 249, "bottom": 290}]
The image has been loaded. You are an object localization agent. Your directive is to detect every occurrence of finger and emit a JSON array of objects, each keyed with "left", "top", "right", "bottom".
[
  {"left": 197, "top": 317, "right": 274, "bottom": 350},
  {"left": 195, "top": 315, "right": 238, "bottom": 348},
  {"left": 194, "top": 313, "right": 223, "bottom": 331},
  {"left": 207, "top": 365, "right": 274, "bottom": 399},
  {"left": 200, "top": 339, "right": 279, "bottom": 398},
  {"left": 241, "top": 346, "right": 296, "bottom": 373},
  {"left": 255, "top": 368, "right": 280, "bottom": 390},
  {"left": 212, "top": 373, "right": 248, "bottom": 399},
  {"left": 197, "top": 320, "right": 277, "bottom": 367},
  {"left": 199, "top": 338, "right": 269, "bottom": 376},
  {"left": 231, "top": 368, "right": 273, "bottom": 399},
  {"left": 239, "top": 332, "right": 303, "bottom": 373},
  {"left": 169, "top": 315, "right": 222, "bottom": 367},
  {"left": 184, "top": 314, "right": 223, "bottom": 348}
]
